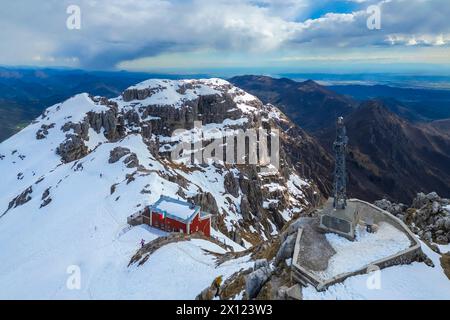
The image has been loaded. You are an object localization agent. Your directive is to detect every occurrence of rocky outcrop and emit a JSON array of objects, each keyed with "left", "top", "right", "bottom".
[
  {"left": 196, "top": 280, "right": 218, "bottom": 300},
  {"left": 375, "top": 192, "right": 450, "bottom": 244},
  {"left": 239, "top": 170, "right": 263, "bottom": 218},
  {"left": 109, "top": 147, "right": 131, "bottom": 164},
  {"left": 240, "top": 195, "right": 253, "bottom": 221},
  {"left": 108, "top": 146, "right": 139, "bottom": 168},
  {"left": 190, "top": 192, "right": 219, "bottom": 215},
  {"left": 123, "top": 153, "right": 139, "bottom": 168},
  {"left": 122, "top": 86, "right": 162, "bottom": 102},
  {"left": 245, "top": 264, "right": 272, "bottom": 299},
  {"left": 56, "top": 135, "right": 89, "bottom": 163},
  {"left": 40, "top": 187, "right": 52, "bottom": 208},
  {"left": 274, "top": 233, "right": 296, "bottom": 266},
  {"left": 87, "top": 109, "right": 119, "bottom": 141},
  {"left": 61, "top": 121, "right": 89, "bottom": 140},
  {"left": 2, "top": 186, "right": 33, "bottom": 217},
  {"left": 224, "top": 172, "right": 239, "bottom": 198},
  {"left": 36, "top": 123, "right": 55, "bottom": 140}
]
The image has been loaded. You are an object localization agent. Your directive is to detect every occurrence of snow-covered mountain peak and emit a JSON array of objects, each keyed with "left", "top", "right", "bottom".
[
  {"left": 0, "top": 78, "right": 323, "bottom": 299},
  {"left": 116, "top": 78, "right": 260, "bottom": 114},
  {"left": 41, "top": 93, "right": 108, "bottom": 124}
]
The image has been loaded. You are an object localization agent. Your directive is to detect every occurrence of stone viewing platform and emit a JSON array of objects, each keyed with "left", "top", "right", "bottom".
[
  {"left": 291, "top": 198, "right": 423, "bottom": 291},
  {"left": 290, "top": 117, "right": 425, "bottom": 292}
]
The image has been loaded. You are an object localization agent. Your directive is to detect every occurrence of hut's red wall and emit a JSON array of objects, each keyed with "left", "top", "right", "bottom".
[
  {"left": 166, "top": 217, "right": 188, "bottom": 233},
  {"left": 199, "top": 217, "right": 211, "bottom": 237},
  {"left": 150, "top": 210, "right": 210, "bottom": 236},
  {"left": 189, "top": 214, "right": 211, "bottom": 237},
  {"left": 151, "top": 211, "right": 187, "bottom": 233}
]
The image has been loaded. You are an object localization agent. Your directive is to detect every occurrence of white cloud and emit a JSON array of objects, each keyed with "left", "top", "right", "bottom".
[{"left": 0, "top": 0, "right": 449, "bottom": 69}]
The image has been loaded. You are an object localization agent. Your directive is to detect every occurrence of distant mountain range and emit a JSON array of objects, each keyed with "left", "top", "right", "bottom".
[
  {"left": 1, "top": 69, "right": 450, "bottom": 203},
  {"left": 230, "top": 75, "right": 450, "bottom": 203},
  {"left": 319, "top": 101, "right": 450, "bottom": 203},
  {"left": 328, "top": 84, "right": 450, "bottom": 121},
  {"left": 229, "top": 76, "right": 358, "bottom": 133}
]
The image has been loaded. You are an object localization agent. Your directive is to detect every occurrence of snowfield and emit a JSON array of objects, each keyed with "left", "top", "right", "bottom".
[
  {"left": 1, "top": 79, "right": 305, "bottom": 299},
  {"left": 1, "top": 77, "right": 447, "bottom": 300},
  {"left": 303, "top": 240, "right": 450, "bottom": 300},
  {"left": 0, "top": 222, "right": 252, "bottom": 299},
  {"left": 0, "top": 130, "right": 250, "bottom": 299},
  {"left": 0, "top": 88, "right": 251, "bottom": 299},
  {"left": 315, "top": 223, "right": 412, "bottom": 279}
]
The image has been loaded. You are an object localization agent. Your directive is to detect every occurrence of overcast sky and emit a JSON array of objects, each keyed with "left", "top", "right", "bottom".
[{"left": 1, "top": 0, "right": 449, "bottom": 73}]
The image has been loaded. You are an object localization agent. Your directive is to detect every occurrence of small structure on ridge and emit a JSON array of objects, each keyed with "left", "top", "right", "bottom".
[
  {"left": 128, "top": 196, "right": 212, "bottom": 237},
  {"left": 319, "top": 117, "right": 360, "bottom": 240}
]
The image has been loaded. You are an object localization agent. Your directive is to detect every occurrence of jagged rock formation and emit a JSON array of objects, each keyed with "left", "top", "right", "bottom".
[
  {"left": 2, "top": 77, "right": 450, "bottom": 300},
  {"left": 2, "top": 186, "right": 33, "bottom": 217},
  {"left": 56, "top": 135, "right": 89, "bottom": 163},
  {"left": 202, "top": 215, "right": 303, "bottom": 300},
  {"left": 1, "top": 78, "right": 332, "bottom": 246},
  {"left": 375, "top": 192, "right": 450, "bottom": 244},
  {"left": 36, "top": 123, "right": 55, "bottom": 140},
  {"left": 245, "top": 262, "right": 272, "bottom": 299}
]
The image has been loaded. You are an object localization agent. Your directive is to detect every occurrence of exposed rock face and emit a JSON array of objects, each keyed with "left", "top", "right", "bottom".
[
  {"left": 36, "top": 123, "right": 55, "bottom": 140},
  {"left": 56, "top": 135, "right": 89, "bottom": 163},
  {"left": 87, "top": 109, "right": 119, "bottom": 141},
  {"left": 20, "top": 79, "right": 330, "bottom": 245},
  {"left": 109, "top": 147, "right": 131, "bottom": 164},
  {"left": 224, "top": 172, "right": 239, "bottom": 198},
  {"left": 240, "top": 195, "right": 253, "bottom": 221},
  {"left": 274, "top": 233, "right": 296, "bottom": 266},
  {"left": 245, "top": 265, "right": 272, "bottom": 299},
  {"left": 195, "top": 280, "right": 217, "bottom": 300},
  {"left": 123, "top": 153, "right": 139, "bottom": 168},
  {"left": 375, "top": 192, "right": 450, "bottom": 244},
  {"left": 13, "top": 186, "right": 33, "bottom": 208},
  {"left": 190, "top": 192, "right": 219, "bottom": 215},
  {"left": 123, "top": 87, "right": 157, "bottom": 102},
  {"left": 40, "top": 187, "right": 52, "bottom": 208},
  {"left": 254, "top": 259, "right": 269, "bottom": 270},
  {"left": 61, "top": 121, "right": 89, "bottom": 140},
  {"left": 239, "top": 170, "right": 263, "bottom": 218},
  {"left": 54, "top": 98, "right": 123, "bottom": 164},
  {"left": 2, "top": 186, "right": 33, "bottom": 217}
]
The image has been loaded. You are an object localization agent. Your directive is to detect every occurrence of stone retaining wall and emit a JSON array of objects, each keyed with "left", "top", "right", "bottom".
[{"left": 292, "top": 199, "right": 423, "bottom": 291}]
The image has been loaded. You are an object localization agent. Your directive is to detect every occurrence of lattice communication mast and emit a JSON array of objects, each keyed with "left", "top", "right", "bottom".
[{"left": 333, "top": 117, "right": 348, "bottom": 209}]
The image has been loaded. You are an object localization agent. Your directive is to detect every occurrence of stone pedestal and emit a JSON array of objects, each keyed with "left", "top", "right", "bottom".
[{"left": 319, "top": 198, "right": 360, "bottom": 240}]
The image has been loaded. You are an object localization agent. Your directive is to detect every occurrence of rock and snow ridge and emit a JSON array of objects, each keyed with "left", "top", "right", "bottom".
[
  {"left": 0, "top": 78, "right": 449, "bottom": 300},
  {"left": 375, "top": 192, "right": 450, "bottom": 245},
  {"left": 0, "top": 78, "right": 319, "bottom": 299}
]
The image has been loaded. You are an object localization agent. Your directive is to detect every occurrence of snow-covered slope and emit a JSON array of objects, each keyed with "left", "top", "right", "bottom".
[
  {"left": 0, "top": 79, "right": 319, "bottom": 299},
  {"left": 303, "top": 240, "right": 450, "bottom": 300}
]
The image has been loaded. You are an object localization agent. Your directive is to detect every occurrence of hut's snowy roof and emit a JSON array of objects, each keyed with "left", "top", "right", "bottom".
[{"left": 151, "top": 196, "right": 200, "bottom": 221}]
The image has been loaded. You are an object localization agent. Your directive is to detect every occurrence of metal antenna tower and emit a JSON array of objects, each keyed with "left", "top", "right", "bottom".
[{"left": 333, "top": 117, "right": 348, "bottom": 209}]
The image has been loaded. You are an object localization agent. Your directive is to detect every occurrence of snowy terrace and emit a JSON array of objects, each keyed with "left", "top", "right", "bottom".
[
  {"left": 292, "top": 199, "right": 421, "bottom": 291},
  {"left": 151, "top": 196, "right": 200, "bottom": 222}
]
